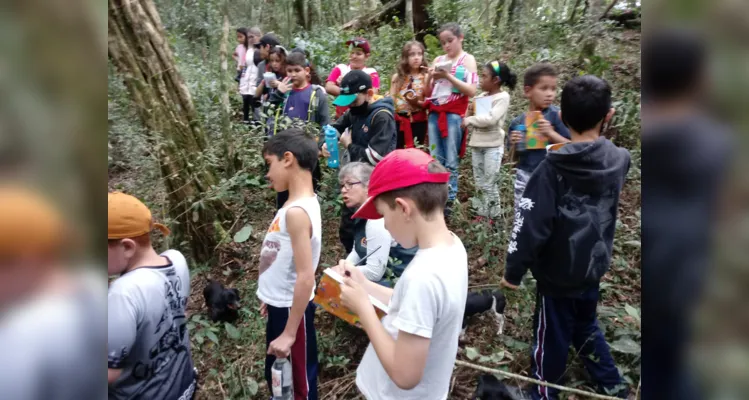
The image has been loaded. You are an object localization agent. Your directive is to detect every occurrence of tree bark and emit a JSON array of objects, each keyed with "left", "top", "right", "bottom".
[
  {"left": 568, "top": 0, "right": 582, "bottom": 23},
  {"left": 599, "top": 0, "right": 619, "bottom": 19},
  {"left": 341, "top": 0, "right": 404, "bottom": 30},
  {"left": 219, "top": 1, "right": 238, "bottom": 176},
  {"left": 405, "top": 0, "right": 414, "bottom": 34},
  {"left": 109, "top": 0, "right": 231, "bottom": 262},
  {"left": 494, "top": 0, "right": 507, "bottom": 28},
  {"left": 579, "top": 0, "right": 604, "bottom": 62}
]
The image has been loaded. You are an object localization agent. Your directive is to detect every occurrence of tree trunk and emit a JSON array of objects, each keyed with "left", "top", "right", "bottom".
[
  {"left": 219, "top": 2, "right": 238, "bottom": 176},
  {"left": 599, "top": 0, "right": 619, "bottom": 19},
  {"left": 579, "top": 0, "right": 605, "bottom": 62},
  {"left": 568, "top": 0, "right": 582, "bottom": 23},
  {"left": 494, "top": 0, "right": 507, "bottom": 28},
  {"left": 405, "top": 0, "right": 414, "bottom": 34},
  {"left": 108, "top": 0, "right": 231, "bottom": 262},
  {"left": 342, "top": 0, "right": 404, "bottom": 30}
]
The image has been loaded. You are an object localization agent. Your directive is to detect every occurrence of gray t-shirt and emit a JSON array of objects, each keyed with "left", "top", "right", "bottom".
[{"left": 108, "top": 250, "right": 195, "bottom": 400}]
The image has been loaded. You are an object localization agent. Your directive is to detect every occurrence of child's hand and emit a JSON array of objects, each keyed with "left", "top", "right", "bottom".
[
  {"left": 510, "top": 131, "right": 523, "bottom": 144},
  {"left": 321, "top": 143, "right": 331, "bottom": 157},
  {"left": 335, "top": 260, "right": 367, "bottom": 286},
  {"left": 432, "top": 69, "right": 449, "bottom": 80},
  {"left": 260, "top": 301, "right": 267, "bottom": 318},
  {"left": 269, "top": 79, "right": 279, "bottom": 88},
  {"left": 499, "top": 277, "right": 519, "bottom": 290},
  {"left": 461, "top": 118, "right": 471, "bottom": 129},
  {"left": 340, "top": 275, "right": 371, "bottom": 316},
  {"left": 276, "top": 77, "right": 291, "bottom": 93},
  {"left": 340, "top": 130, "right": 352, "bottom": 148},
  {"left": 268, "top": 332, "right": 295, "bottom": 358},
  {"left": 536, "top": 117, "right": 552, "bottom": 137}
]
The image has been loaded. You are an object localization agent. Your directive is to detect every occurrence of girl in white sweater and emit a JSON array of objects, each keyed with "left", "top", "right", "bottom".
[{"left": 462, "top": 61, "right": 517, "bottom": 221}]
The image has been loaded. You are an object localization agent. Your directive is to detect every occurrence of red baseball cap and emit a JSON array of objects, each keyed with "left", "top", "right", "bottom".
[
  {"left": 352, "top": 149, "right": 450, "bottom": 220},
  {"left": 346, "top": 37, "right": 371, "bottom": 54}
]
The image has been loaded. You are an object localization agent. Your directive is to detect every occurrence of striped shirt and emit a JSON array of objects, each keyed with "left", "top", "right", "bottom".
[{"left": 430, "top": 53, "right": 478, "bottom": 106}]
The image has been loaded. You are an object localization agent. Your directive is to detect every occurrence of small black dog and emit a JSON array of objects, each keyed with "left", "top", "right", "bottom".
[
  {"left": 472, "top": 374, "right": 529, "bottom": 400},
  {"left": 462, "top": 289, "right": 506, "bottom": 340},
  {"left": 203, "top": 280, "right": 240, "bottom": 323}
]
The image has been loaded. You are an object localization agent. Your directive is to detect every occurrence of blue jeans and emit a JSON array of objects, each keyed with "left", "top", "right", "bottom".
[{"left": 428, "top": 112, "right": 463, "bottom": 201}]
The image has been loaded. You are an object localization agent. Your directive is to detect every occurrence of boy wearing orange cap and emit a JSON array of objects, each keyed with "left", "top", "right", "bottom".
[{"left": 107, "top": 192, "right": 197, "bottom": 400}]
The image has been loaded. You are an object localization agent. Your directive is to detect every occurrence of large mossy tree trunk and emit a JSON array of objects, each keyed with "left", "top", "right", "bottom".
[{"left": 108, "top": 0, "right": 231, "bottom": 262}]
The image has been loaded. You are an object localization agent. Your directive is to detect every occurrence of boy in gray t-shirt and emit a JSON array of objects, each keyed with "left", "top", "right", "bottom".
[{"left": 107, "top": 192, "right": 196, "bottom": 400}]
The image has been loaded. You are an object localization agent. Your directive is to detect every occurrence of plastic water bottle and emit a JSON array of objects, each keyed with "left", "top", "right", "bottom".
[
  {"left": 324, "top": 125, "right": 340, "bottom": 169},
  {"left": 451, "top": 65, "right": 466, "bottom": 93},
  {"left": 515, "top": 124, "right": 527, "bottom": 152},
  {"left": 271, "top": 358, "right": 293, "bottom": 400}
]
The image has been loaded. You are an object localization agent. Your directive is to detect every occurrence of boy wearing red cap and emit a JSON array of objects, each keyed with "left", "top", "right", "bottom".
[
  {"left": 326, "top": 37, "right": 381, "bottom": 118},
  {"left": 334, "top": 149, "right": 468, "bottom": 399},
  {"left": 107, "top": 192, "right": 196, "bottom": 400}
]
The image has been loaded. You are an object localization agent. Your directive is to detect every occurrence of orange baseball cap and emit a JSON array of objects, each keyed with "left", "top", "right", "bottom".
[
  {"left": 108, "top": 192, "right": 170, "bottom": 239},
  {"left": 0, "top": 185, "right": 66, "bottom": 258}
]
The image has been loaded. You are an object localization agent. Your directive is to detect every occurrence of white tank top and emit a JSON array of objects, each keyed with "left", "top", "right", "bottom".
[{"left": 256, "top": 195, "right": 322, "bottom": 308}]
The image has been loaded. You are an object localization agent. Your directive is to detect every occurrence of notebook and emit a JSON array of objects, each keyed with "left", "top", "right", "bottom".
[{"left": 313, "top": 268, "right": 389, "bottom": 327}]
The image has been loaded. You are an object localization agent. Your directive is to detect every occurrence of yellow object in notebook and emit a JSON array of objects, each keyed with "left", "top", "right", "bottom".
[
  {"left": 313, "top": 268, "right": 388, "bottom": 328},
  {"left": 524, "top": 111, "right": 548, "bottom": 150}
]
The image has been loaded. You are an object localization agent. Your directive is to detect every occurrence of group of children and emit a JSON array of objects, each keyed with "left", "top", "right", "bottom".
[{"left": 109, "top": 21, "right": 632, "bottom": 400}]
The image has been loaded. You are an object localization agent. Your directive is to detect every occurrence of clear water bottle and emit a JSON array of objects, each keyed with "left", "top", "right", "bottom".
[
  {"left": 324, "top": 125, "right": 340, "bottom": 169},
  {"left": 271, "top": 357, "right": 293, "bottom": 400},
  {"left": 515, "top": 124, "right": 527, "bottom": 152}
]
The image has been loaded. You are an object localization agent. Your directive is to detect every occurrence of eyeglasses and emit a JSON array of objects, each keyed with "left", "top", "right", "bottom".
[{"left": 340, "top": 181, "right": 363, "bottom": 190}]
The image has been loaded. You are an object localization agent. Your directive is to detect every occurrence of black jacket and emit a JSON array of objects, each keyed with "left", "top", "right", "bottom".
[
  {"left": 504, "top": 138, "right": 631, "bottom": 296},
  {"left": 332, "top": 97, "right": 396, "bottom": 165}
]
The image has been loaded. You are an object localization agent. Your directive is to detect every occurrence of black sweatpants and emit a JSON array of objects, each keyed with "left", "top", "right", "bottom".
[
  {"left": 395, "top": 120, "right": 428, "bottom": 149},
  {"left": 529, "top": 287, "right": 627, "bottom": 399},
  {"left": 242, "top": 94, "right": 254, "bottom": 123}
]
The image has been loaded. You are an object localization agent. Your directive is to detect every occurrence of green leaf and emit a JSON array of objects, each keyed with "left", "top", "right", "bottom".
[
  {"left": 195, "top": 334, "right": 204, "bottom": 345},
  {"left": 465, "top": 346, "right": 480, "bottom": 361},
  {"left": 609, "top": 337, "right": 641, "bottom": 354},
  {"left": 225, "top": 322, "right": 241, "bottom": 339},
  {"left": 247, "top": 377, "right": 259, "bottom": 396},
  {"left": 206, "top": 330, "right": 220, "bottom": 344},
  {"left": 624, "top": 304, "right": 641, "bottom": 324},
  {"left": 233, "top": 224, "right": 253, "bottom": 243}
]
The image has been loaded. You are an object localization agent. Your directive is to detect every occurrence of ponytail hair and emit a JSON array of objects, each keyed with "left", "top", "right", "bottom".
[
  {"left": 287, "top": 49, "right": 322, "bottom": 85},
  {"left": 486, "top": 61, "right": 517, "bottom": 91}
]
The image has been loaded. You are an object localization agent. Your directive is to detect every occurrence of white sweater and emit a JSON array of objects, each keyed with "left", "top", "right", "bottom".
[{"left": 465, "top": 91, "right": 510, "bottom": 148}]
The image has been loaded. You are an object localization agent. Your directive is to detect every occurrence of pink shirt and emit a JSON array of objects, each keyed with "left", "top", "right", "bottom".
[{"left": 235, "top": 44, "right": 247, "bottom": 68}]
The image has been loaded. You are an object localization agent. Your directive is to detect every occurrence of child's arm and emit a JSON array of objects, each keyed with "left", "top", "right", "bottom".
[
  {"left": 345, "top": 112, "right": 393, "bottom": 165},
  {"left": 503, "top": 164, "right": 558, "bottom": 287},
  {"left": 444, "top": 54, "right": 478, "bottom": 97},
  {"left": 389, "top": 74, "right": 399, "bottom": 97},
  {"left": 357, "top": 221, "right": 391, "bottom": 282},
  {"left": 465, "top": 95, "right": 509, "bottom": 128},
  {"left": 255, "top": 80, "right": 265, "bottom": 98},
  {"left": 107, "top": 291, "right": 139, "bottom": 384},
  {"left": 539, "top": 110, "right": 571, "bottom": 144},
  {"left": 371, "top": 71, "right": 381, "bottom": 95},
  {"left": 267, "top": 207, "right": 315, "bottom": 357},
  {"left": 325, "top": 66, "right": 342, "bottom": 96},
  {"left": 345, "top": 272, "right": 440, "bottom": 389}
]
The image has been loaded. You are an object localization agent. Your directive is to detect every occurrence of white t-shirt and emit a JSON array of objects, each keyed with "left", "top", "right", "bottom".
[
  {"left": 239, "top": 48, "right": 259, "bottom": 95},
  {"left": 256, "top": 195, "right": 322, "bottom": 308},
  {"left": 356, "top": 234, "right": 468, "bottom": 400}
]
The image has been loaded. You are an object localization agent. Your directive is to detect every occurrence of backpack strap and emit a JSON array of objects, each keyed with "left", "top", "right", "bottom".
[{"left": 306, "top": 84, "right": 320, "bottom": 123}]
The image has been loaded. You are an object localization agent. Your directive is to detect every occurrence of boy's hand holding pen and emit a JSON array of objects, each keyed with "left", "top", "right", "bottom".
[{"left": 337, "top": 245, "right": 382, "bottom": 314}]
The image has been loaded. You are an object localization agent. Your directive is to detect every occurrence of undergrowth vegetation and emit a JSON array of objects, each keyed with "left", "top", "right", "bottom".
[{"left": 108, "top": 0, "right": 641, "bottom": 397}]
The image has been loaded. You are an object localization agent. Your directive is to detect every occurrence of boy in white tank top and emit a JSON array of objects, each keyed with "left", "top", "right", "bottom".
[{"left": 257, "top": 128, "right": 322, "bottom": 399}]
